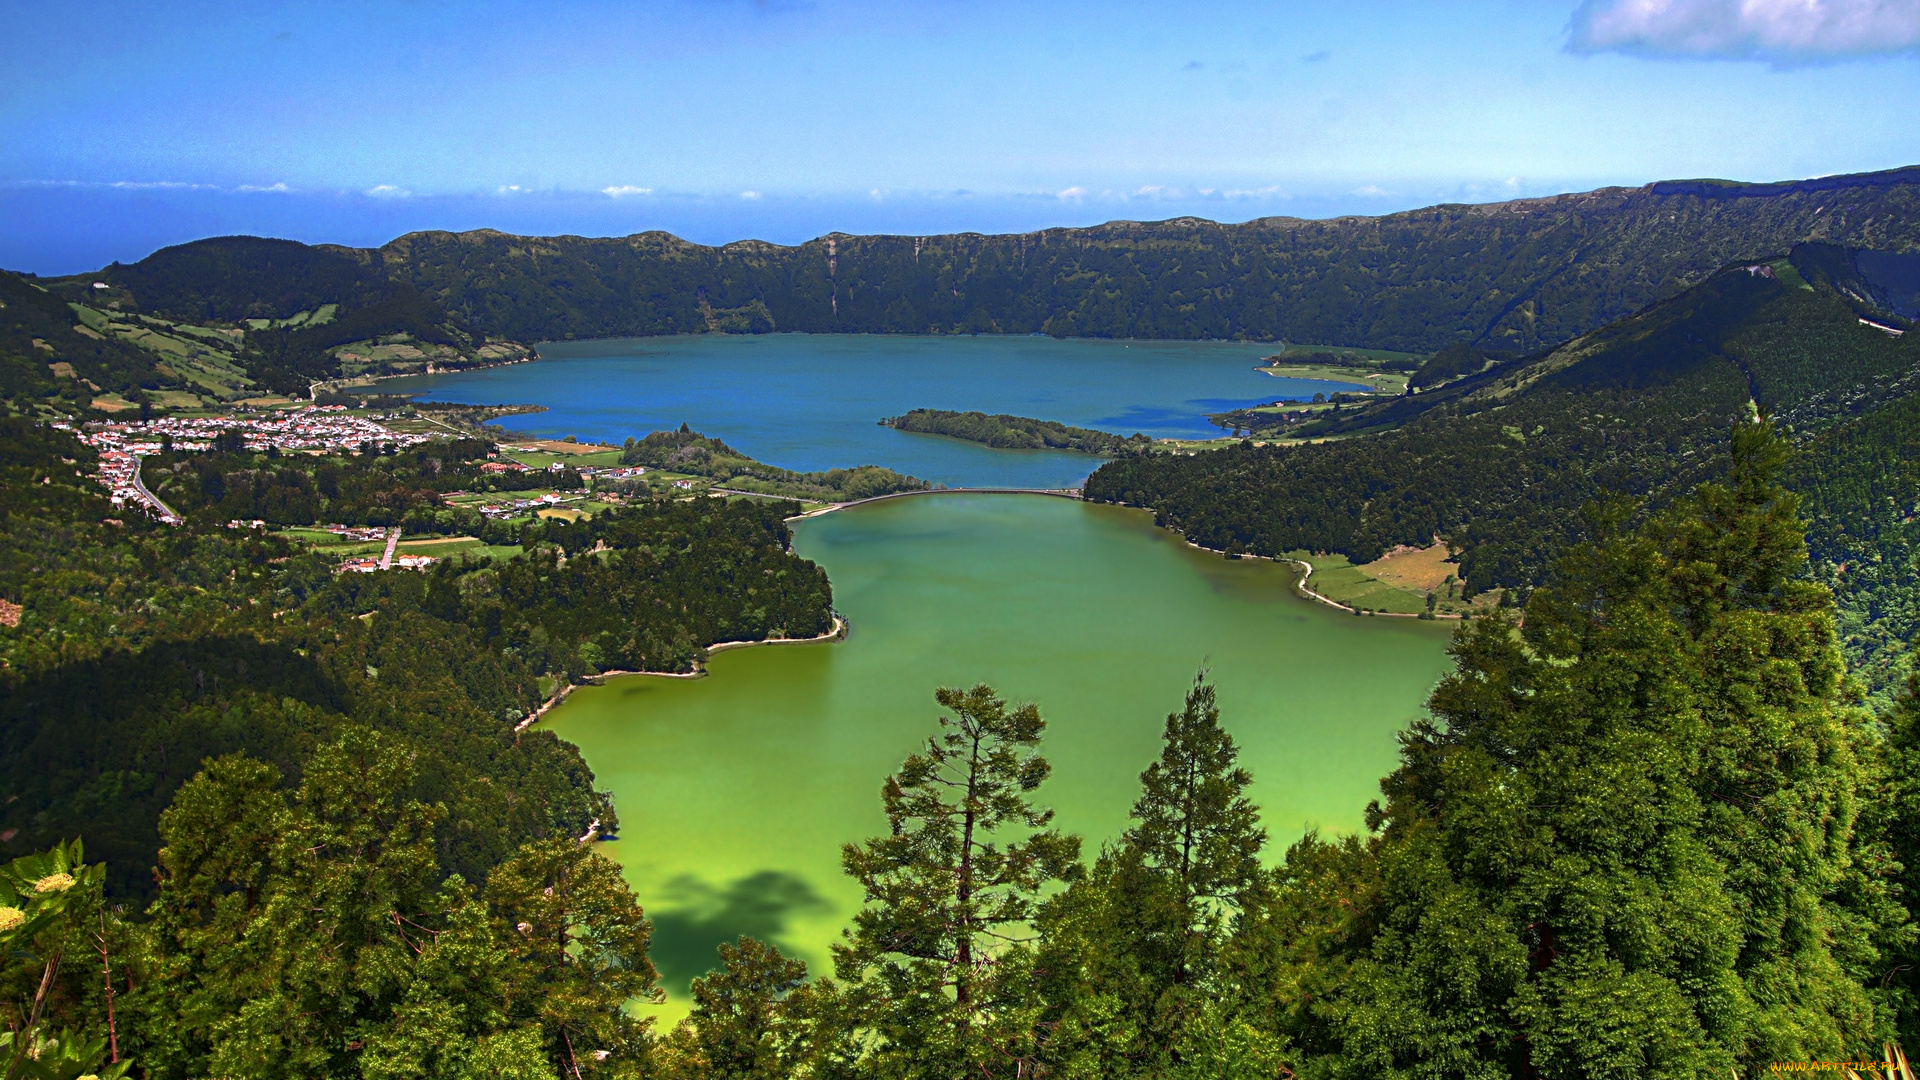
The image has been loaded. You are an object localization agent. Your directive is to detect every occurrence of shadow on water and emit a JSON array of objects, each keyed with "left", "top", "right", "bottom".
[{"left": 646, "top": 870, "right": 834, "bottom": 995}]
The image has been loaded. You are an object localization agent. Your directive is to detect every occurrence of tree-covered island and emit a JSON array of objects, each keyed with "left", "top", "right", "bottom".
[{"left": 879, "top": 408, "right": 1153, "bottom": 456}]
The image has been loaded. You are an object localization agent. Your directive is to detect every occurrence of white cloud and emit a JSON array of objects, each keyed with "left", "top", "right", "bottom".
[
  {"left": 1056, "top": 185, "right": 1087, "bottom": 200},
  {"left": 108, "top": 180, "right": 214, "bottom": 190},
  {"left": 739, "top": 190, "right": 763, "bottom": 200},
  {"left": 601, "top": 185, "right": 652, "bottom": 197},
  {"left": 1569, "top": 0, "right": 1920, "bottom": 61},
  {"left": 365, "top": 184, "right": 410, "bottom": 198},
  {"left": 237, "top": 182, "right": 290, "bottom": 193},
  {"left": 1221, "top": 185, "right": 1287, "bottom": 200},
  {"left": 1352, "top": 184, "right": 1391, "bottom": 197}
]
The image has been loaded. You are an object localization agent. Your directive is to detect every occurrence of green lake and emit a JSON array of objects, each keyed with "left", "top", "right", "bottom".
[{"left": 541, "top": 493, "right": 1455, "bottom": 1016}]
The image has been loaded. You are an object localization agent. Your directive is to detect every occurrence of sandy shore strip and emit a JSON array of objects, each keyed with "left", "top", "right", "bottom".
[{"left": 784, "top": 486, "right": 1083, "bottom": 522}]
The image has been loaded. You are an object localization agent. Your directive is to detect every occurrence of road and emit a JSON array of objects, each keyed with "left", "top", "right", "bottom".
[
  {"left": 130, "top": 456, "right": 181, "bottom": 523},
  {"left": 379, "top": 526, "right": 400, "bottom": 569}
]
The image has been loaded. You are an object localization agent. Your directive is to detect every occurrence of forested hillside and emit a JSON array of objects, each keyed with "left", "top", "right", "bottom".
[
  {"left": 15, "top": 165, "right": 1916, "bottom": 417},
  {"left": 1, "top": 235, "right": 529, "bottom": 407},
  {"left": 1087, "top": 245, "right": 1920, "bottom": 697},
  {"left": 0, "top": 421, "right": 836, "bottom": 900},
  {"left": 367, "top": 166, "right": 1920, "bottom": 351},
  {"left": 12, "top": 427, "right": 1920, "bottom": 1078}
]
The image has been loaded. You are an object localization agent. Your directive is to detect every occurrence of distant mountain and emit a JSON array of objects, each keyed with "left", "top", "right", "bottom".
[
  {"left": 46, "top": 163, "right": 1920, "bottom": 357},
  {"left": 95, "top": 235, "right": 390, "bottom": 323},
  {"left": 1085, "top": 243, "right": 1920, "bottom": 699},
  {"left": 6, "top": 237, "right": 522, "bottom": 406}
]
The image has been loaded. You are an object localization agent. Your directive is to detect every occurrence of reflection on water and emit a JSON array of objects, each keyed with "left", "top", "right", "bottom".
[{"left": 647, "top": 870, "right": 833, "bottom": 995}]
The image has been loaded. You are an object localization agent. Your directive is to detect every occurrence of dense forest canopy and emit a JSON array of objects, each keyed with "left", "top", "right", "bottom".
[{"left": 618, "top": 426, "right": 930, "bottom": 501}]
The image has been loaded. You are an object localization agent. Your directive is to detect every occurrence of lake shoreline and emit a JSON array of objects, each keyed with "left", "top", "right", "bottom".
[
  {"left": 381, "top": 334, "right": 1336, "bottom": 489},
  {"left": 534, "top": 491, "right": 1458, "bottom": 1012},
  {"left": 516, "top": 615, "right": 849, "bottom": 730}
]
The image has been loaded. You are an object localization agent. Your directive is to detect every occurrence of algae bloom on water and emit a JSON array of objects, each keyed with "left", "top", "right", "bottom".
[{"left": 542, "top": 493, "right": 1456, "bottom": 1010}]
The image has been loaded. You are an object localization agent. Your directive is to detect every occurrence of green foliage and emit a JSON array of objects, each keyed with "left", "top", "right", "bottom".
[
  {"left": 1222, "top": 424, "right": 1896, "bottom": 1076},
  {"left": 1035, "top": 675, "right": 1267, "bottom": 1075},
  {"left": 130, "top": 732, "right": 651, "bottom": 1079},
  {"left": 659, "top": 936, "right": 813, "bottom": 1080},
  {"left": 879, "top": 409, "right": 1153, "bottom": 456},
  {"left": 619, "top": 427, "right": 928, "bottom": 501},
  {"left": 1408, "top": 342, "right": 1502, "bottom": 390},
  {"left": 94, "top": 237, "right": 386, "bottom": 324},
  {"left": 1792, "top": 392, "right": 1920, "bottom": 705},
  {"left": 1878, "top": 664, "right": 1920, "bottom": 1048},
  {"left": 1123, "top": 675, "right": 1267, "bottom": 919},
  {"left": 836, "top": 685, "right": 1081, "bottom": 1076},
  {"left": 0, "top": 273, "right": 165, "bottom": 411},
  {"left": 140, "top": 437, "right": 561, "bottom": 531},
  {"left": 0, "top": 841, "right": 130, "bottom": 1080}
]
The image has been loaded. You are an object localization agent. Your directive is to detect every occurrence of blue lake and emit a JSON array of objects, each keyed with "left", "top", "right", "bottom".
[{"left": 385, "top": 334, "right": 1367, "bottom": 489}]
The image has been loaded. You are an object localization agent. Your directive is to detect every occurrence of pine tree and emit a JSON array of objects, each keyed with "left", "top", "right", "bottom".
[
  {"left": 662, "top": 936, "right": 810, "bottom": 1080},
  {"left": 836, "top": 684, "right": 1080, "bottom": 1077},
  {"left": 1123, "top": 672, "right": 1267, "bottom": 982},
  {"left": 1036, "top": 674, "right": 1266, "bottom": 1076},
  {"left": 133, "top": 729, "right": 656, "bottom": 1079},
  {"left": 1872, "top": 659, "right": 1920, "bottom": 1044}
]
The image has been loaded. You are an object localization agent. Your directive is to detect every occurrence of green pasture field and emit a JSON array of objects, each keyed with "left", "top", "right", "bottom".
[
  {"left": 1268, "top": 343, "right": 1426, "bottom": 365},
  {"left": 500, "top": 448, "right": 625, "bottom": 469},
  {"left": 1287, "top": 553, "right": 1431, "bottom": 615},
  {"left": 1258, "top": 365, "right": 1410, "bottom": 395}
]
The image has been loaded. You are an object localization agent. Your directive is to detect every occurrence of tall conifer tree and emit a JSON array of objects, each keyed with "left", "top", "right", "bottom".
[
  {"left": 1124, "top": 672, "right": 1267, "bottom": 981},
  {"left": 837, "top": 684, "right": 1080, "bottom": 1077},
  {"left": 1035, "top": 674, "right": 1266, "bottom": 1077}
]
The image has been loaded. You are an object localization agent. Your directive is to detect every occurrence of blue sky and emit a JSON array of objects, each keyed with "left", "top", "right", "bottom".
[{"left": 4, "top": 0, "right": 1918, "bottom": 274}]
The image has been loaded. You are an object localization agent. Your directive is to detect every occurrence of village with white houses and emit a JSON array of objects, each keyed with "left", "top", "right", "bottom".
[
  {"left": 47, "top": 407, "right": 689, "bottom": 578},
  {"left": 55, "top": 405, "right": 431, "bottom": 527}
]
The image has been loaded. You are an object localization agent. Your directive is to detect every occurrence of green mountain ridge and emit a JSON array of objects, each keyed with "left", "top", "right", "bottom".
[
  {"left": 25, "top": 163, "right": 1920, "bottom": 360},
  {"left": 1086, "top": 243, "right": 1920, "bottom": 699},
  {"left": 361, "top": 164, "right": 1920, "bottom": 351}
]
